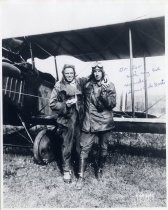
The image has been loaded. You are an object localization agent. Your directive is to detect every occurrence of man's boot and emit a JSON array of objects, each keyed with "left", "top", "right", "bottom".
[
  {"left": 63, "top": 170, "right": 72, "bottom": 183},
  {"left": 76, "top": 157, "right": 86, "bottom": 190},
  {"left": 97, "top": 155, "right": 106, "bottom": 181}
]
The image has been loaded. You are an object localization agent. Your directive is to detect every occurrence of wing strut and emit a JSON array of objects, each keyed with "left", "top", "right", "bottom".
[
  {"left": 129, "top": 29, "right": 135, "bottom": 117},
  {"left": 17, "top": 114, "right": 34, "bottom": 144},
  {"left": 54, "top": 56, "right": 59, "bottom": 81},
  {"left": 143, "top": 56, "right": 148, "bottom": 118},
  {"left": 29, "top": 41, "right": 35, "bottom": 71}
]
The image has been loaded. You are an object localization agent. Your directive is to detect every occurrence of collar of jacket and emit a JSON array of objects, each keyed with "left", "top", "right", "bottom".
[{"left": 87, "top": 79, "right": 103, "bottom": 87}]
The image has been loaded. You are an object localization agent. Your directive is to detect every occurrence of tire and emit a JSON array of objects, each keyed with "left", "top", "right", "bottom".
[{"left": 33, "top": 129, "right": 56, "bottom": 164}]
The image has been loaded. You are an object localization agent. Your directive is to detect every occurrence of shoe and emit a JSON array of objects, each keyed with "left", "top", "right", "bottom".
[
  {"left": 63, "top": 171, "right": 72, "bottom": 183},
  {"left": 76, "top": 177, "right": 84, "bottom": 190},
  {"left": 97, "top": 169, "right": 103, "bottom": 181}
]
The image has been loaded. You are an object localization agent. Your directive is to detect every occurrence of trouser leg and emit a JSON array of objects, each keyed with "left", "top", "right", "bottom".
[
  {"left": 73, "top": 123, "right": 81, "bottom": 158},
  {"left": 78, "top": 132, "right": 96, "bottom": 177},
  {"left": 97, "top": 131, "right": 110, "bottom": 177},
  {"left": 61, "top": 110, "right": 78, "bottom": 172},
  {"left": 76, "top": 132, "right": 95, "bottom": 190},
  {"left": 76, "top": 156, "right": 86, "bottom": 190},
  {"left": 76, "top": 132, "right": 100, "bottom": 190},
  {"left": 72, "top": 123, "right": 81, "bottom": 175},
  {"left": 61, "top": 125, "right": 75, "bottom": 172},
  {"left": 78, "top": 156, "right": 87, "bottom": 178}
]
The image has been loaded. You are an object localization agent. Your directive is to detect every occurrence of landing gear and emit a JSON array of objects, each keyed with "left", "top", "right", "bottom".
[{"left": 33, "top": 129, "right": 56, "bottom": 164}]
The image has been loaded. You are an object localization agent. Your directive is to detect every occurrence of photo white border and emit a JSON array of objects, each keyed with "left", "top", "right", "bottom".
[{"left": 0, "top": 0, "right": 167, "bottom": 210}]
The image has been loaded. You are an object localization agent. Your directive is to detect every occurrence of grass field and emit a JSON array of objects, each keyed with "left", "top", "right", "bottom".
[{"left": 3, "top": 133, "right": 166, "bottom": 208}]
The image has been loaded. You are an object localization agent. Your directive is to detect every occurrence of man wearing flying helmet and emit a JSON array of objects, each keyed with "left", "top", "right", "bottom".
[
  {"left": 76, "top": 61, "right": 116, "bottom": 190},
  {"left": 50, "top": 64, "right": 87, "bottom": 183}
]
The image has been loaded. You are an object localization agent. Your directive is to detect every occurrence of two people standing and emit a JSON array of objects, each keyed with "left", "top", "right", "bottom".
[{"left": 50, "top": 62, "right": 116, "bottom": 189}]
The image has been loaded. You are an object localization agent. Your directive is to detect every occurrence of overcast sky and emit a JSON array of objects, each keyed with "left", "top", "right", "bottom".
[{"left": 0, "top": 0, "right": 165, "bottom": 38}]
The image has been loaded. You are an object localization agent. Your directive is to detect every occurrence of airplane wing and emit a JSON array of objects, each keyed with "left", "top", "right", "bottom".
[
  {"left": 2, "top": 15, "right": 166, "bottom": 135},
  {"left": 2, "top": 16, "right": 164, "bottom": 62}
]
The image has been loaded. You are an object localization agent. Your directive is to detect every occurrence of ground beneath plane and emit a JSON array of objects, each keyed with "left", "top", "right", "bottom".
[{"left": 3, "top": 133, "right": 166, "bottom": 208}]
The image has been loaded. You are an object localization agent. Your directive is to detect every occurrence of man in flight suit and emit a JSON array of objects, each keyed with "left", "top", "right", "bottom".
[
  {"left": 50, "top": 64, "right": 87, "bottom": 183},
  {"left": 76, "top": 62, "right": 116, "bottom": 189}
]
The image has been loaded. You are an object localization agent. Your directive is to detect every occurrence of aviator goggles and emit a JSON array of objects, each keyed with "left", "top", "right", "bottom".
[{"left": 91, "top": 62, "right": 103, "bottom": 70}]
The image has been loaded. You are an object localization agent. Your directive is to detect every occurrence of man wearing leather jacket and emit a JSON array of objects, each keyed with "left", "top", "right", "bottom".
[{"left": 76, "top": 62, "right": 116, "bottom": 190}]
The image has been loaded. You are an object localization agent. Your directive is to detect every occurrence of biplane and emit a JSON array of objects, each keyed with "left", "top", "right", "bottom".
[{"left": 2, "top": 15, "right": 166, "bottom": 164}]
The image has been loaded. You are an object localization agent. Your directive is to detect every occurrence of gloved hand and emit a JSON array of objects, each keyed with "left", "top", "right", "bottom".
[
  {"left": 101, "top": 74, "right": 110, "bottom": 89},
  {"left": 66, "top": 96, "right": 77, "bottom": 107}
]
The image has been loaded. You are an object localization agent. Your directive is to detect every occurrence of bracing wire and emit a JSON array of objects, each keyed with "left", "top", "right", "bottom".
[{"left": 2, "top": 89, "right": 50, "bottom": 100}]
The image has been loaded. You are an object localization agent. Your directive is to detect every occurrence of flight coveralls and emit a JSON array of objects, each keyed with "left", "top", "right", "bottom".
[{"left": 50, "top": 78, "right": 87, "bottom": 173}]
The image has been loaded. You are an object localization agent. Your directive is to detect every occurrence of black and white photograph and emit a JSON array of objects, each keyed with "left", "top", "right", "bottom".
[{"left": 1, "top": 0, "right": 167, "bottom": 208}]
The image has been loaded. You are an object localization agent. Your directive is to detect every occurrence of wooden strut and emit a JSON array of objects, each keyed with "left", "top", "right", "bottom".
[
  {"left": 4, "top": 77, "right": 9, "bottom": 95},
  {"left": 18, "top": 81, "right": 23, "bottom": 104},
  {"left": 13, "top": 79, "right": 18, "bottom": 101},
  {"left": 17, "top": 114, "right": 34, "bottom": 144},
  {"left": 129, "top": 29, "right": 135, "bottom": 118},
  {"left": 21, "top": 81, "right": 25, "bottom": 107},
  {"left": 3, "top": 144, "right": 32, "bottom": 148},
  {"left": 143, "top": 57, "right": 148, "bottom": 118},
  {"left": 125, "top": 92, "right": 128, "bottom": 111},
  {"left": 29, "top": 41, "right": 36, "bottom": 71},
  {"left": 27, "top": 37, "right": 59, "bottom": 81},
  {"left": 54, "top": 56, "right": 59, "bottom": 81},
  {"left": 9, "top": 78, "right": 13, "bottom": 98}
]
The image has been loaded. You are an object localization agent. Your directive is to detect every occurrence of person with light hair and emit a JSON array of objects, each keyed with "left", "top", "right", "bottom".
[{"left": 50, "top": 64, "right": 87, "bottom": 183}]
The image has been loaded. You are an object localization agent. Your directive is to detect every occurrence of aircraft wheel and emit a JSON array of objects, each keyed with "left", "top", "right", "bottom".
[{"left": 33, "top": 129, "right": 55, "bottom": 164}]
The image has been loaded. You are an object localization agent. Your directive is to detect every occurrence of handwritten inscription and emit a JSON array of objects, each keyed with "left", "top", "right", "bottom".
[
  {"left": 119, "top": 64, "right": 164, "bottom": 94},
  {"left": 152, "top": 67, "right": 160, "bottom": 72},
  {"left": 127, "top": 79, "right": 165, "bottom": 94},
  {"left": 149, "top": 79, "right": 165, "bottom": 88},
  {"left": 119, "top": 64, "right": 142, "bottom": 73},
  {"left": 119, "top": 67, "right": 128, "bottom": 72},
  {"left": 124, "top": 78, "right": 144, "bottom": 87},
  {"left": 126, "top": 71, "right": 150, "bottom": 78},
  {"left": 119, "top": 64, "right": 165, "bottom": 91}
]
